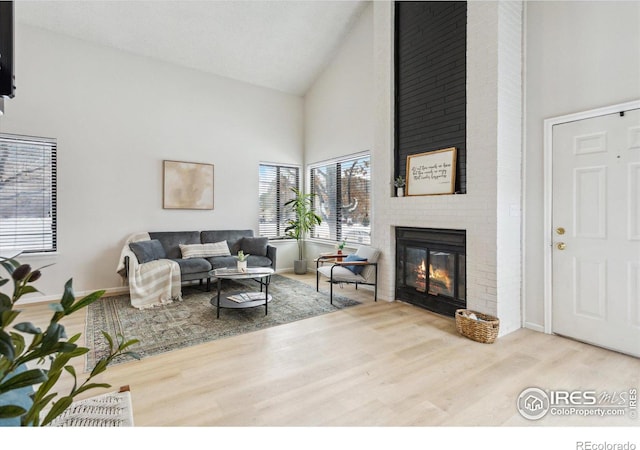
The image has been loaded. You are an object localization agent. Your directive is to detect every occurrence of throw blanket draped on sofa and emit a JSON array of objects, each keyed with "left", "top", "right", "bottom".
[{"left": 116, "top": 232, "right": 182, "bottom": 309}]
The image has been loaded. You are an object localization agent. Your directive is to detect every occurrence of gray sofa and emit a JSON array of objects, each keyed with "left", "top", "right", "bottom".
[{"left": 125, "top": 229, "right": 276, "bottom": 290}]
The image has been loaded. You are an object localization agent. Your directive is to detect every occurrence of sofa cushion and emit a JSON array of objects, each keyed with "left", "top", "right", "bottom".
[
  {"left": 129, "top": 239, "right": 167, "bottom": 264},
  {"left": 343, "top": 254, "right": 367, "bottom": 275},
  {"left": 180, "top": 241, "right": 230, "bottom": 259},
  {"left": 240, "top": 236, "right": 268, "bottom": 257},
  {"left": 207, "top": 255, "right": 272, "bottom": 270},
  {"left": 207, "top": 255, "right": 239, "bottom": 270},
  {"left": 170, "top": 258, "right": 212, "bottom": 275},
  {"left": 201, "top": 230, "right": 254, "bottom": 255},
  {"left": 246, "top": 255, "right": 273, "bottom": 268},
  {"left": 149, "top": 231, "right": 201, "bottom": 259}
]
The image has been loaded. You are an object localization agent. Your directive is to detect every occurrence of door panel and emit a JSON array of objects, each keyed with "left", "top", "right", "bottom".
[
  {"left": 574, "top": 166, "right": 606, "bottom": 238},
  {"left": 630, "top": 162, "right": 640, "bottom": 239},
  {"left": 573, "top": 257, "right": 606, "bottom": 319},
  {"left": 552, "top": 108, "right": 640, "bottom": 357},
  {"left": 630, "top": 261, "right": 640, "bottom": 328}
]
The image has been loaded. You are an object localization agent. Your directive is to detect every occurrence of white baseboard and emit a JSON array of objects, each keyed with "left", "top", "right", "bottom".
[{"left": 524, "top": 321, "right": 545, "bottom": 333}]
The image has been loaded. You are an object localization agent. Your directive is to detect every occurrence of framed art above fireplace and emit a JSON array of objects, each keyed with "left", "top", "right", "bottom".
[{"left": 405, "top": 147, "right": 457, "bottom": 196}]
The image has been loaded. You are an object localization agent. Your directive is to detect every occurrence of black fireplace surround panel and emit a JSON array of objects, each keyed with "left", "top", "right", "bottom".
[
  {"left": 395, "top": 227, "right": 466, "bottom": 317},
  {"left": 394, "top": 1, "right": 467, "bottom": 194}
]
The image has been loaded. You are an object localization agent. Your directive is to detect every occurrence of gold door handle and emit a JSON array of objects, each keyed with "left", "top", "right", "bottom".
[
  {"left": 556, "top": 227, "right": 565, "bottom": 235},
  {"left": 556, "top": 242, "right": 566, "bottom": 250}
]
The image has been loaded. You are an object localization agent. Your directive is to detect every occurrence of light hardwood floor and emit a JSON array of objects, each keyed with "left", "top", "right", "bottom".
[{"left": 13, "top": 272, "right": 640, "bottom": 427}]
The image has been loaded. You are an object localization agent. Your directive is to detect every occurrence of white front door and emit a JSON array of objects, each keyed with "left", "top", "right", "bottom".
[{"left": 552, "top": 108, "right": 640, "bottom": 357}]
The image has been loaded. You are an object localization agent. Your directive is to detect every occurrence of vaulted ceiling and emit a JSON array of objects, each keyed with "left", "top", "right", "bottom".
[{"left": 15, "top": 0, "right": 368, "bottom": 96}]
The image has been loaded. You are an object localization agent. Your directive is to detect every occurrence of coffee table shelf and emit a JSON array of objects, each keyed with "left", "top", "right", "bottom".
[
  {"left": 217, "top": 291, "right": 272, "bottom": 309},
  {"left": 210, "top": 267, "right": 274, "bottom": 318}
]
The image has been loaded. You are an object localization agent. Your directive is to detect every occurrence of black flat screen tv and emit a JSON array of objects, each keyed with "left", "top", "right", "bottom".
[{"left": 0, "top": 1, "right": 15, "bottom": 98}]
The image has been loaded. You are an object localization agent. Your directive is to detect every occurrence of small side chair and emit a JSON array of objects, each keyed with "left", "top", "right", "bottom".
[{"left": 316, "top": 245, "right": 380, "bottom": 304}]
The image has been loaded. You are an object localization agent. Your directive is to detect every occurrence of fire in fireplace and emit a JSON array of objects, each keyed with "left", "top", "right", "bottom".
[{"left": 395, "top": 227, "right": 466, "bottom": 317}]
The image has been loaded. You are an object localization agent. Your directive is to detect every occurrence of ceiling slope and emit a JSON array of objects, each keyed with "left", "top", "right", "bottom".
[{"left": 16, "top": 0, "right": 368, "bottom": 95}]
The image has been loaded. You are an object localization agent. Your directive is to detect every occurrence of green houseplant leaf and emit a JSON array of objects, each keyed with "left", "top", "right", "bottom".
[
  {"left": 0, "top": 404, "right": 26, "bottom": 419},
  {"left": 284, "top": 188, "right": 322, "bottom": 261},
  {"left": 0, "top": 368, "right": 47, "bottom": 394},
  {"left": 0, "top": 257, "right": 139, "bottom": 426}
]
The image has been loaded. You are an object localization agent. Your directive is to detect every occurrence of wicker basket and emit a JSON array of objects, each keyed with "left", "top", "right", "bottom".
[{"left": 455, "top": 309, "right": 500, "bottom": 344}]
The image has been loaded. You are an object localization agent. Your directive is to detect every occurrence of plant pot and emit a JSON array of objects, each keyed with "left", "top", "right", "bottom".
[
  {"left": 397, "top": 187, "right": 404, "bottom": 197},
  {"left": 293, "top": 259, "right": 307, "bottom": 275},
  {"left": 237, "top": 260, "right": 247, "bottom": 272},
  {"left": 336, "top": 250, "right": 343, "bottom": 262}
]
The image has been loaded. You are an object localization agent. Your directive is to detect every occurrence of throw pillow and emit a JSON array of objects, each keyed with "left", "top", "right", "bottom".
[
  {"left": 129, "top": 239, "right": 167, "bottom": 264},
  {"left": 180, "top": 241, "right": 231, "bottom": 259},
  {"left": 240, "top": 237, "right": 268, "bottom": 257},
  {"left": 343, "top": 254, "right": 368, "bottom": 275}
]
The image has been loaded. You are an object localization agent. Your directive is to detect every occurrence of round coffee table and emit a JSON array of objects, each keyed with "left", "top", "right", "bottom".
[{"left": 210, "top": 267, "right": 275, "bottom": 318}]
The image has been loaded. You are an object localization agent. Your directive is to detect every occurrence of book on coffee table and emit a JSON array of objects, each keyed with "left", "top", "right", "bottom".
[{"left": 227, "top": 292, "right": 268, "bottom": 303}]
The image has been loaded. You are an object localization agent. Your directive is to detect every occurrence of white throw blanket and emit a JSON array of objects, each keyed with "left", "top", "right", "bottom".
[{"left": 116, "top": 232, "right": 182, "bottom": 309}]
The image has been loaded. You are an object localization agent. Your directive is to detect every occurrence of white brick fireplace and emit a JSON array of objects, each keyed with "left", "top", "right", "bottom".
[{"left": 371, "top": 1, "right": 523, "bottom": 336}]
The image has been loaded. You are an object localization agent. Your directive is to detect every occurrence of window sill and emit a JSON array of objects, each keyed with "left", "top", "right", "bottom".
[
  {"left": 2, "top": 251, "right": 59, "bottom": 259},
  {"left": 306, "top": 239, "right": 358, "bottom": 251},
  {"left": 265, "top": 239, "right": 297, "bottom": 244}
]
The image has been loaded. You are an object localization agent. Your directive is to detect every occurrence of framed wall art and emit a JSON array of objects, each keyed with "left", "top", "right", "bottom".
[
  {"left": 163, "top": 160, "right": 214, "bottom": 210},
  {"left": 406, "top": 147, "right": 457, "bottom": 196}
]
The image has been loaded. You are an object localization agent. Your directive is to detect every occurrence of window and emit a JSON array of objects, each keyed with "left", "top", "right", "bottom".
[
  {"left": 309, "top": 152, "right": 370, "bottom": 245},
  {"left": 258, "top": 163, "right": 300, "bottom": 239},
  {"left": 0, "top": 134, "right": 57, "bottom": 253}
]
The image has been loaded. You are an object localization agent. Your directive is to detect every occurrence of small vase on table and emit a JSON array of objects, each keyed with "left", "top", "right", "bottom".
[{"left": 236, "top": 250, "right": 249, "bottom": 272}]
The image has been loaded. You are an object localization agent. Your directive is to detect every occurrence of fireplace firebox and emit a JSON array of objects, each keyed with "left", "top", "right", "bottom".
[{"left": 395, "top": 227, "right": 466, "bottom": 317}]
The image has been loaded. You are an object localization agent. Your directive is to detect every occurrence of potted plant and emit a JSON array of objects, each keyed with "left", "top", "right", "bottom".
[
  {"left": 235, "top": 250, "right": 249, "bottom": 272},
  {"left": 335, "top": 241, "right": 346, "bottom": 261},
  {"left": 394, "top": 176, "right": 406, "bottom": 197},
  {"left": 284, "top": 188, "right": 322, "bottom": 275},
  {"left": 0, "top": 256, "right": 139, "bottom": 426}
]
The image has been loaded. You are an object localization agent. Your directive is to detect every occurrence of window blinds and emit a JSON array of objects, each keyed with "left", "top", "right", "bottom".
[
  {"left": 309, "top": 153, "right": 371, "bottom": 245},
  {"left": 258, "top": 163, "right": 299, "bottom": 239},
  {"left": 0, "top": 134, "right": 57, "bottom": 254}
]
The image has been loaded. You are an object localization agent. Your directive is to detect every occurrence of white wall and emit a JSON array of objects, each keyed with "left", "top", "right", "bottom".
[
  {"left": 303, "top": 2, "right": 373, "bottom": 260},
  {"left": 0, "top": 24, "right": 303, "bottom": 301},
  {"left": 523, "top": 1, "right": 640, "bottom": 329},
  {"left": 304, "top": 3, "right": 373, "bottom": 165}
]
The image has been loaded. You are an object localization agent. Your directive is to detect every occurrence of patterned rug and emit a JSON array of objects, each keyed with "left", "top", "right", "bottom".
[{"left": 85, "top": 274, "right": 360, "bottom": 370}]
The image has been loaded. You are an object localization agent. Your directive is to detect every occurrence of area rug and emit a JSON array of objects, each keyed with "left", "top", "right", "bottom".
[{"left": 84, "top": 274, "right": 360, "bottom": 370}]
